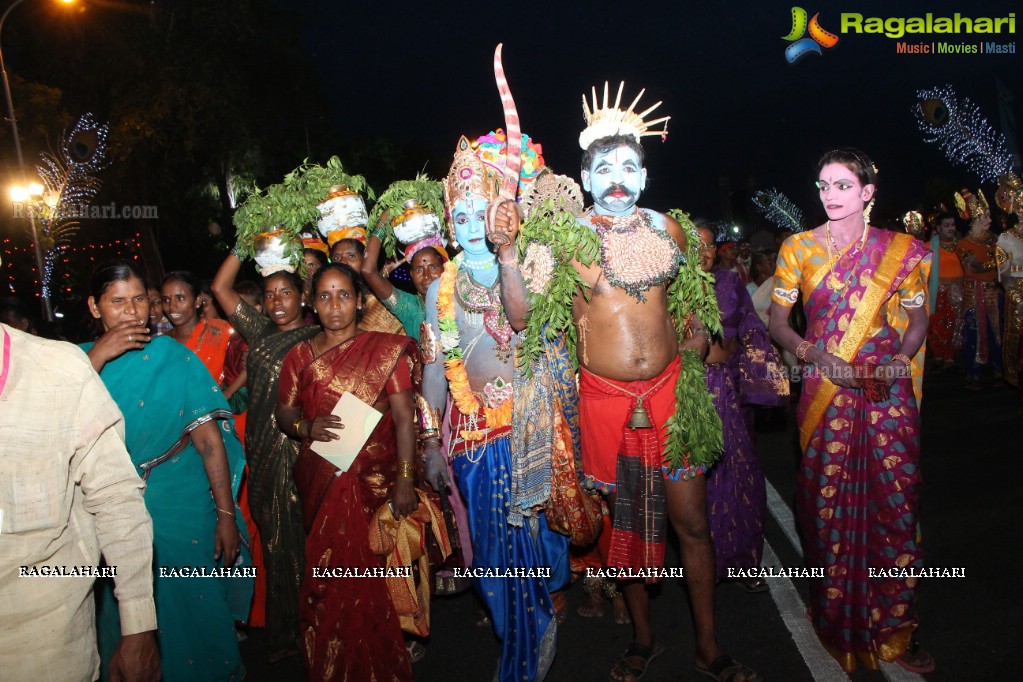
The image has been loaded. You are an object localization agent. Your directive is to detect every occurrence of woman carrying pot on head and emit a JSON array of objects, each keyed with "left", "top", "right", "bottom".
[{"left": 211, "top": 251, "right": 320, "bottom": 663}]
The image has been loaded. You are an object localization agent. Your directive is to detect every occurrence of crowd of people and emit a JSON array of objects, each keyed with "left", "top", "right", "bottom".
[
  {"left": 921, "top": 184, "right": 1023, "bottom": 394},
  {"left": 5, "top": 74, "right": 1022, "bottom": 682}
]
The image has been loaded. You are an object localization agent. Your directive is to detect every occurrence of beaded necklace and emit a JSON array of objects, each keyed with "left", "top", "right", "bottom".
[{"left": 590, "top": 209, "right": 682, "bottom": 301}]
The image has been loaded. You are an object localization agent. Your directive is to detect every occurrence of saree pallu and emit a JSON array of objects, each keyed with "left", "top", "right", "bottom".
[
  {"left": 231, "top": 301, "right": 319, "bottom": 658},
  {"left": 927, "top": 282, "right": 964, "bottom": 363},
  {"left": 185, "top": 317, "right": 235, "bottom": 385},
  {"left": 221, "top": 326, "right": 267, "bottom": 627},
  {"left": 362, "top": 293, "right": 406, "bottom": 335},
  {"left": 451, "top": 427, "right": 570, "bottom": 682},
  {"left": 280, "top": 332, "right": 419, "bottom": 682},
  {"left": 961, "top": 280, "right": 1003, "bottom": 379},
  {"left": 775, "top": 229, "right": 928, "bottom": 672},
  {"left": 705, "top": 360, "right": 765, "bottom": 578},
  {"left": 705, "top": 269, "right": 788, "bottom": 579},
  {"left": 84, "top": 336, "right": 251, "bottom": 682}
]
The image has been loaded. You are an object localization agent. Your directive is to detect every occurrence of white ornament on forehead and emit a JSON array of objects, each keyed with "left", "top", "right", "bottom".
[{"left": 579, "top": 81, "right": 671, "bottom": 150}]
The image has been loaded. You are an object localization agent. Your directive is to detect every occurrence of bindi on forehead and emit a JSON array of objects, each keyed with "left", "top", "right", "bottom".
[{"left": 819, "top": 163, "right": 859, "bottom": 184}]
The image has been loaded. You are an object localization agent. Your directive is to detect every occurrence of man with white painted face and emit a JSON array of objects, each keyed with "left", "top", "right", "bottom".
[{"left": 502, "top": 83, "right": 761, "bottom": 682}]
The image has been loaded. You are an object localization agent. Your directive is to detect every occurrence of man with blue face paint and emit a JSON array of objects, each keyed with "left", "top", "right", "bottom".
[
  {"left": 500, "top": 82, "right": 761, "bottom": 682},
  {"left": 420, "top": 131, "right": 570, "bottom": 682}
]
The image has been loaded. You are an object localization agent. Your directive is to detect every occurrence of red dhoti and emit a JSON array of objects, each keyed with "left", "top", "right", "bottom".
[{"left": 578, "top": 356, "right": 707, "bottom": 577}]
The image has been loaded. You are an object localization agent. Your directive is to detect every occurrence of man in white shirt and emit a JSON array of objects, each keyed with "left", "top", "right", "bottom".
[{"left": 0, "top": 320, "right": 160, "bottom": 682}]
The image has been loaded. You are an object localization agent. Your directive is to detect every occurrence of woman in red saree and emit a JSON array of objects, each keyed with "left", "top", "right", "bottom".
[
  {"left": 769, "top": 149, "right": 934, "bottom": 674},
  {"left": 276, "top": 263, "right": 419, "bottom": 682}
]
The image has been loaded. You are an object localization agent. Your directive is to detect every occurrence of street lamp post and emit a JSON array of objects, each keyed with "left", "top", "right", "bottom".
[{"left": 1, "top": 0, "right": 67, "bottom": 321}]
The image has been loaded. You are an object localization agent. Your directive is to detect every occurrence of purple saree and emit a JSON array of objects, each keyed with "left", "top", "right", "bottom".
[
  {"left": 706, "top": 269, "right": 788, "bottom": 579},
  {"left": 772, "top": 227, "right": 928, "bottom": 672}
]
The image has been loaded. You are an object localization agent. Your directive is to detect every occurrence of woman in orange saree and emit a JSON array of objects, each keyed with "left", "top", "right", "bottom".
[
  {"left": 769, "top": 149, "right": 934, "bottom": 674},
  {"left": 276, "top": 263, "right": 419, "bottom": 682},
  {"left": 162, "top": 270, "right": 234, "bottom": 384}
]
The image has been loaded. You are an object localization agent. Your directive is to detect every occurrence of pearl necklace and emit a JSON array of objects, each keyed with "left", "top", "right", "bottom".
[
  {"left": 824, "top": 219, "right": 869, "bottom": 290},
  {"left": 461, "top": 255, "right": 496, "bottom": 270}
]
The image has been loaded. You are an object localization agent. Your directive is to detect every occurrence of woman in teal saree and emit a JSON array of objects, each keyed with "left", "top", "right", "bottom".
[{"left": 83, "top": 261, "right": 252, "bottom": 682}]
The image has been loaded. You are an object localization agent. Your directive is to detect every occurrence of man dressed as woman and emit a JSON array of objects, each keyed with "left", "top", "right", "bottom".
[
  {"left": 421, "top": 132, "right": 571, "bottom": 682},
  {"left": 769, "top": 149, "right": 934, "bottom": 673},
  {"left": 275, "top": 264, "right": 420, "bottom": 681},
  {"left": 84, "top": 260, "right": 251, "bottom": 681},
  {"left": 955, "top": 189, "right": 1004, "bottom": 389}
]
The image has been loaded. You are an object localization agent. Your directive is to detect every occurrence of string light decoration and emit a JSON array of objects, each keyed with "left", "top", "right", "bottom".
[
  {"left": 3, "top": 235, "right": 141, "bottom": 300},
  {"left": 914, "top": 85, "right": 1012, "bottom": 183},
  {"left": 31, "top": 113, "right": 110, "bottom": 299},
  {"left": 752, "top": 188, "right": 806, "bottom": 232},
  {"left": 713, "top": 221, "right": 733, "bottom": 244}
]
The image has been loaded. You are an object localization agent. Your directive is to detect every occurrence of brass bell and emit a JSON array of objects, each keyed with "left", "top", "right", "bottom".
[{"left": 628, "top": 399, "right": 654, "bottom": 429}]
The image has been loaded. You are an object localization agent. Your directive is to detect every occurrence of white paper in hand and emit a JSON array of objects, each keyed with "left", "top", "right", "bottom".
[{"left": 309, "top": 391, "right": 383, "bottom": 474}]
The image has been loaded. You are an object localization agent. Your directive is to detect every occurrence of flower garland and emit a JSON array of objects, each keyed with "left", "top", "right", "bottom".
[{"left": 437, "top": 258, "right": 512, "bottom": 435}]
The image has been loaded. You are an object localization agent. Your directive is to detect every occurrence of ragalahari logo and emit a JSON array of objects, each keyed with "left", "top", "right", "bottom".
[{"left": 783, "top": 7, "right": 839, "bottom": 63}]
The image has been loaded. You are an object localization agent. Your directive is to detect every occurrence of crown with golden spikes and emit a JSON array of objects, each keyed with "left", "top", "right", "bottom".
[
  {"left": 954, "top": 187, "right": 990, "bottom": 221},
  {"left": 579, "top": 81, "right": 671, "bottom": 150},
  {"left": 996, "top": 172, "right": 1023, "bottom": 215}
]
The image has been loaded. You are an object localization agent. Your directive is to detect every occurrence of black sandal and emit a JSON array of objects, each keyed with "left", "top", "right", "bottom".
[{"left": 609, "top": 641, "right": 664, "bottom": 682}]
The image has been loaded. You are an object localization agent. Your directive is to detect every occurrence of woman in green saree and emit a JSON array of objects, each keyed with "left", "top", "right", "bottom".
[
  {"left": 83, "top": 260, "right": 251, "bottom": 681},
  {"left": 212, "top": 252, "right": 319, "bottom": 661}
]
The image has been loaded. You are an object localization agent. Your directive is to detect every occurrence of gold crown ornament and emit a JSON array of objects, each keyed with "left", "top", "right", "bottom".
[
  {"left": 902, "top": 211, "right": 925, "bottom": 238},
  {"left": 443, "top": 136, "right": 503, "bottom": 224},
  {"left": 996, "top": 172, "right": 1023, "bottom": 215},
  {"left": 579, "top": 81, "right": 671, "bottom": 150},
  {"left": 954, "top": 188, "right": 990, "bottom": 221}
]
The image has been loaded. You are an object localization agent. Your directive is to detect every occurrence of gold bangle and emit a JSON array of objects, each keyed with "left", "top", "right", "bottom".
[
  {"left": 397, "top": 460, "right": 415, "bottom": 479},
  {"left": 892, "top": 353, "right": 912, "bottom": 368},
  {"left": 216, "top": 507, "right": 235, "bottom": 517},
  {"left": 796, "top": 340, "right": 814, "bottom": 362},
  {"left": 293, "top": 418, "right": 306, "bottom": 438}
]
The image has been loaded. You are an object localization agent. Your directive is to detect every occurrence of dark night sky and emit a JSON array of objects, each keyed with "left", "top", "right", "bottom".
[{"left": 293, "top": 0, "right": 1022, "bottom": 229}]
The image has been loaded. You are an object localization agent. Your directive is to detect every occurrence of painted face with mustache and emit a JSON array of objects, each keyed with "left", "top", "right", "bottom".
[{"left": 582, "top": 144, "right": 647, "bottom": 215}]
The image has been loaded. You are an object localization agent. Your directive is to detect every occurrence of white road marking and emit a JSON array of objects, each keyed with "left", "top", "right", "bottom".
[
  {"left": 761, "top": 539, "right": 849, "bottom": 681},
  {"left": 763, "top": 480, "right": 925, "bottom": 682}
]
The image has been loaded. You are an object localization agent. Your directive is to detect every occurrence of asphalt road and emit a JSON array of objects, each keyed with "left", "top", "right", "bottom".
[{"left": 240, "top": 366, "right": 1019, "bottom": 681}]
